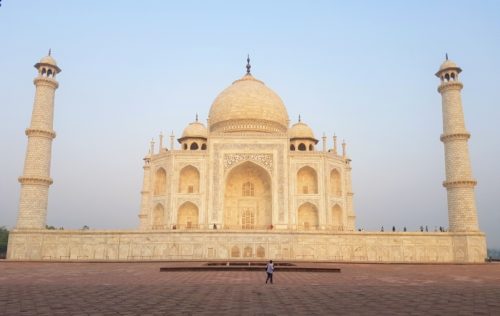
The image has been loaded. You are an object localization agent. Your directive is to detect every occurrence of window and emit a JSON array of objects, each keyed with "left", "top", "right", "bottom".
[
  {"left": 242, "top": 208, "right": 255, "bottom": 229},
  {"left": 242, "top": 182, "right": 254, "bottom": 196}
]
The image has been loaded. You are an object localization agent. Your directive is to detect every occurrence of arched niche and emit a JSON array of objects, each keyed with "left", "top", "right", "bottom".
[
  {"left": 330, "top": 169, "right": 341, "bottom": 197},
  {"left": 154, "top": 168, "right": 167, "bottom": 195},
  {"left": 178, "top": 165, "right": 200, "bottom": 193},
  {"left": 177, "top": 201, "right": 199, "bottom": 229},
  {"left": 224, "top": 161, "right": 272, "bottom": 230},
  {"left": 331, "top": 204, "right": 343, "bottom": 229},
  {"left": 297, "top": 166, "right": 318, "bottom": 194},
  {"left": 298, "top": 202, "right": 318, "bottom": 230},
  {"left": 152, "top": 203, "right": 165, "bottom": 230}
]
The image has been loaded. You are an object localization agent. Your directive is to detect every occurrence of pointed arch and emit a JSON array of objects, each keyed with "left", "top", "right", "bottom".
[
  {"left": 330, "top": 169, "right": 342, "bottom": 197},
  {"left": 298, "top": 202, "right": 318, "bottom": 230},
  {"left": 331, "top": 204, "right": 343, "bottom": 229},
  {"left": 297, "top": 166, "right": 318, "bottom": 194},
  {"left": 224, "top": 161, "right": 272, "bottom": 229},
  {"left": 298, "top": 143, "right": 306, "bottom": 151},
  {"left": 152, "top": 203, "right": 165, "bottom": 230},
  {"left": 179, "top": 165, "right": 200, "bottom": 193},
  {"left": 177, "top": 201, "right": 199, "bottom": 229},
  {"left": 190, "top": 142, "right": 199, "bottom": 150},
  {"left": 154, "top": 168, "right": 167, "bottom": 195}
]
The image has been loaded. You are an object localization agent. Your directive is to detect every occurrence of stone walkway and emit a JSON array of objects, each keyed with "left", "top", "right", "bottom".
[{"left": 1, "top": 262, "right": 499, "bottom": 315}]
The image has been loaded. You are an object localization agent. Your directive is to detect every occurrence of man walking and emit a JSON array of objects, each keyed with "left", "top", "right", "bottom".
[{"left": 265, "top": 260, "right": 274, "bottom": 284}]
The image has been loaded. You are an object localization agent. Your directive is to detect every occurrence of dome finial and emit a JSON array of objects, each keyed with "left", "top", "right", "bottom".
[
  {"left": 298, "top": 114, "right": 301, "bottom": 122},
  {"left": 246, "top": 54, "right": 251, "bottom": 75},
  {"left": 48, "top": 48, "right": 51, "bottom": 56},
  {"left": 195, "top": 113, "right": 199, "bottom": 122},
  {"left": 445, "top": 53, "right": 448, "bottom": 60}
]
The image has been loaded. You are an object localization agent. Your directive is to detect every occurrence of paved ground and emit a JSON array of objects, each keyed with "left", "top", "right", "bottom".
[{"left": 1, "top": 262, "right": 499, "bottom": 315}]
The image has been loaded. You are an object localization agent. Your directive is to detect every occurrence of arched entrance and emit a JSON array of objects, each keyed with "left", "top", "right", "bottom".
[
  {"left": 177, "top": 202, "right": 199, "bottom": 229},
  {"left": 298, "top": 202, "right": 318, "bottom": 230},
  {"left": 224, "top": 161, "right": 272, "bottom": 229}
]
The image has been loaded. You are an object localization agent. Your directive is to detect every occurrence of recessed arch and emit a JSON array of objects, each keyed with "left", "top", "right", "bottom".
[
  {"left": 331, "top": 204, "right": 343, "bottom": 229},
  {"left": 153, "top": 203, "right": 165, "bottom": 230},
  {"left": 179, "top": 165, "right": 200, "bottom": 193},
  {"left": 177, "top": 201, "right": 199, "bottom": 229},
  {"left": 309, "top": 144, "right": 314, "bottom": 151},
  {"left": 201, "top": 143, "right": 207, "bottom": 150},
  {"left": 297, "top": 166, "right": 318, "bottom": 194},
  {"left": 224, "top": 161, "right": 272, "bottom": 230},
  {"left": 330, "top": 169, "right": 341, "bottom": 197},
  {"left": 231, "top": 246, "right": 240, "bottom": 258},
  {"left": 298, "top": 143, "right": 306, "bottom": 151},
  {"left": 183, "top": 143, "right": 188, "bottom": 150},
  {"left": 190, "top": 142, "right": 199, "bottom": 150},
  {"left": 290, "top": 144, "right": 295, "bottom": 151},
  {"left": 298, "top": 202, "right": 318, "bottom": 230},
  {"left": 154, "top": 167, "right": 167, "bottom": 195},
  {"left": 47, "top": 69, "right": 53, "bottom": 77}
]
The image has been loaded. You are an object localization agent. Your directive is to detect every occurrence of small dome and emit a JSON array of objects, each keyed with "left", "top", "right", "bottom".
[
  {"left": 436, "top": 58, "right": 461, "bottom": 77},
  {"left": 208, "top": 74, "right": 289, "bottom": 133},
  {"left": 180, "top": 120, "right": 208, "bottom": 140},
  {"left": 34, "top": 53, "right": 61, "bottom": 73},
  {"left": 39, "top": 55, "right": 58, "bottom": 66},
  {"left": 439, "top": 59, "right": 458, "bottom": 71},
  {"left": 289, "top": 121, "right": 316, "bottom": 141}
]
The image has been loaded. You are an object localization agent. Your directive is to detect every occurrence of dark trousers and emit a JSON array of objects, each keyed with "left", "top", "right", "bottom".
[{"left": 266, "top": 272, "right": 273, "bottom": 284}]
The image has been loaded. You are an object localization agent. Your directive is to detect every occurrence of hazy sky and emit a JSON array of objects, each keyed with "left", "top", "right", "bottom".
[{"left": 1, "top": 1, "right": 499, "bottom": 248}]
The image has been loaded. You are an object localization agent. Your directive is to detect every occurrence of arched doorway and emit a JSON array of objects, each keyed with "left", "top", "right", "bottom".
[
  {"left": 224, "top": 161, "right": 272, "bottom": 229},
  {"left": 152, "top": 203, "right": 165, "bottom": 230},
  {"left": 177, "top": 202, "right": 199, "bottom": 229},
  {"left": 298, "top": 202, "right": 318, "bottom": 230},
  {"left": 297, "top": 166, "right": 318, "bottom": 194},
  {"left": 178, "top": 165, "right": 200, "bottom": 193}
]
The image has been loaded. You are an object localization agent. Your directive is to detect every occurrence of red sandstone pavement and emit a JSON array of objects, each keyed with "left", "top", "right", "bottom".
[{"left": 1, "top": 262, "right": 500, "bottom": 315}]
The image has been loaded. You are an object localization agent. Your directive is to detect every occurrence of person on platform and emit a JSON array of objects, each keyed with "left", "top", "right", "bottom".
[{"left": 265, "top": 260, "right": 275, "bottom": 284}]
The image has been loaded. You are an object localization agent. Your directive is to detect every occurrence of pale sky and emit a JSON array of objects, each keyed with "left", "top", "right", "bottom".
[{"left": 1, "top": 1, "right": 499, "bottom": 248}]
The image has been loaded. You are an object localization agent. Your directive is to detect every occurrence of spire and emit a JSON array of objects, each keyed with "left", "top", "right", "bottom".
[
  {"left": 246, "top": 54, "right": 251, "bottom": 75},
  {"left": 298, "top": 114, "right": 301, "bottom": 123},
  {"left": 170, "top": 130, "right": 175, "bottom": 151},
  {"left": 195, "top": 113, "right": 199, "bottom": 122},
  {"left": 333, "top": 134, "right": 338, "bottom": 155},
  {"left": 48, "top": 48, "right": 51, "bottom": 56},
  {"left": 159, "top": 131, "right": 164, "bottom": 151},
  {"left": 445, "top": 53, "right": 448, "bottom": 60}
]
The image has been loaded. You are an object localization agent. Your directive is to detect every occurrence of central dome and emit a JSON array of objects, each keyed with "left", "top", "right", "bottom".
[{"left": 208, "top": 74, "right": 289, "bottom": 134}]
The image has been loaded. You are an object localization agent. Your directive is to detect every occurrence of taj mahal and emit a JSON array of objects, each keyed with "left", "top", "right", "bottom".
[{"left": 7, "top": 53, "right": 486, "bottom": 263}]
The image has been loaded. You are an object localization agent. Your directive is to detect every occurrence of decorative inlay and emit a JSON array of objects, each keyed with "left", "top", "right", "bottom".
[{"left": 223, "top": 153, "right": 273, "bottom": 173}]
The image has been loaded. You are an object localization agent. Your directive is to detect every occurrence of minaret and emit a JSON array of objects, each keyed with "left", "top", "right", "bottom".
[
  {"left": 436, "top": 56, "right": 479, "bottom": 232},
  {"left": 138, "top": 145, "right": 151, "bottom": 230},
  {"left": 16, "top": 52, "right": 61, "bottom": 229}
]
